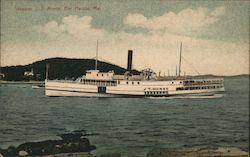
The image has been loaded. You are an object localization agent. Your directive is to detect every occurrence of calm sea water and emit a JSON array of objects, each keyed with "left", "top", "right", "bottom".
[{"left": 0, "top": 76, "right": 249, "bottom": 157}]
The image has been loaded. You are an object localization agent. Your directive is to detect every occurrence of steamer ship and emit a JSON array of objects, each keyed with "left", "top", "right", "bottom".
[{"left": 45, "top": 43, "right": 225, "bottom": 97}]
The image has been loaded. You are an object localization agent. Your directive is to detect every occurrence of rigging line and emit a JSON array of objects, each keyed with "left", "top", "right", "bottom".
[
  {"left": 91, "top": 56, "right": 114, "bottom": 66},
  {"left": 182, "top": 57, "right": 201, "bottom": 75},
  {"left": 95, "top": 40, "right": 98, "bottom": 70}
]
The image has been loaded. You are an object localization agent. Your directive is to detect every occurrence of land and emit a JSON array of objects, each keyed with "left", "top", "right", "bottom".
[
  {"left": 147, "top": 147, "right": 249, "bottom": 157},
  {"left": 0, "top": 131, "right": 248, "bottom": 157},
  {"left": 0, "top": 58, "right": 127, "bottom": 81},
  {"left": 1, "top": 137, "right": 248, "bottom": 157},
  {"left": 0, "top": 131, "right": 96, "bottom": 157},
  {"left": 0, "top": 81, "right": 44, "bottom": 84}
]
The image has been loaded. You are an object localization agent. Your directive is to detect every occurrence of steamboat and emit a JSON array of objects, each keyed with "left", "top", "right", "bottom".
[{"left": 45, "top": 43, "right": 224, "bottom": 97}]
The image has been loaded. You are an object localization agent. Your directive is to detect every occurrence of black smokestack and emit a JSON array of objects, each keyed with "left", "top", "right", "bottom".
[{"left": 127, "top": 50, "right": 133, "bottom": 71}]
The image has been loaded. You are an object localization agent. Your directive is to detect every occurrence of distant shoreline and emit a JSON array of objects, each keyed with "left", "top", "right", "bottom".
[{"left": 0, "top": 80, "right": 44, "bottom": 84}]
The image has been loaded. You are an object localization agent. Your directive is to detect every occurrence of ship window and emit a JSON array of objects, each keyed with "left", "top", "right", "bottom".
[
  {"left": 176, "top": 88, "right": 180, "bottom": 91},
  {"left": 102, "top": 74, "right": 104, "bottom": 77},
  {"left": 118, "top": 81, "right": 120, "bottom": 84},
  {"left": 132, "top": 82, "right": 134, "bottom": 85},
  {"left": 138, "top": 82, "right": 140, "bottom": 84},
  {"left": 172, "top": 82, "right": 174, "bottom": 84},
  {"left": 126, "top": 82, "right": 128, "bottom": 84},
  {"left": 97, "top": 74, "right": 99, "bottom": 76},
  {"left": 180, "top": 81, "right": 182, "bottom": 83}
]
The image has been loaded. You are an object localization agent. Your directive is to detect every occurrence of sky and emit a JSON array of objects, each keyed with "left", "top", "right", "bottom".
[{"left": 1, "top": 0, "right": 249, "bottom": 76}]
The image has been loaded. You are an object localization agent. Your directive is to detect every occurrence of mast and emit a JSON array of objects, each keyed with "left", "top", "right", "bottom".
[
  {"left": 0, "top": 45, "right": 1, "bottom": 74},
  {"left": 95, "top": 40, "right": 98, "bottom": 70},
  {"left": 176, "top": 65, "right": 178, "bottom": 76},
  {"left": 178, "top": 42, "right": 182, "bottom": 77},
  {"left": 45, "top": 64, "right": 49, "bottom": 80}
]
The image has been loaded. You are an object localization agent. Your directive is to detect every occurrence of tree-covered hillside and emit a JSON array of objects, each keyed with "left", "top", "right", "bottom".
[{"left": 1, "top": 58, "right": 127, "bottom": 81}]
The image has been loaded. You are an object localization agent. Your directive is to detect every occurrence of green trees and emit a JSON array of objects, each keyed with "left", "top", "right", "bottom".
[{"left": 1, "top": 58, "right": 126, "bottom": 81}]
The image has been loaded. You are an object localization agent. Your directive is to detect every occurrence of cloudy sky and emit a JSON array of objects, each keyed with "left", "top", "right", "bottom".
[{"left": 1, "top": 0, "right": 249, "bottom": 76}]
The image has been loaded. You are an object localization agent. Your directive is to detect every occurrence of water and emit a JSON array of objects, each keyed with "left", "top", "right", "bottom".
[{"left": 0, "top": 76, "right": 249, "bottom": 157}]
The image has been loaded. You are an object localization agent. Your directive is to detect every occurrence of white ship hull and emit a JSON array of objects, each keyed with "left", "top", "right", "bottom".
[{"left": 45, "top": 78, "right": 225, "bottom": 97}]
